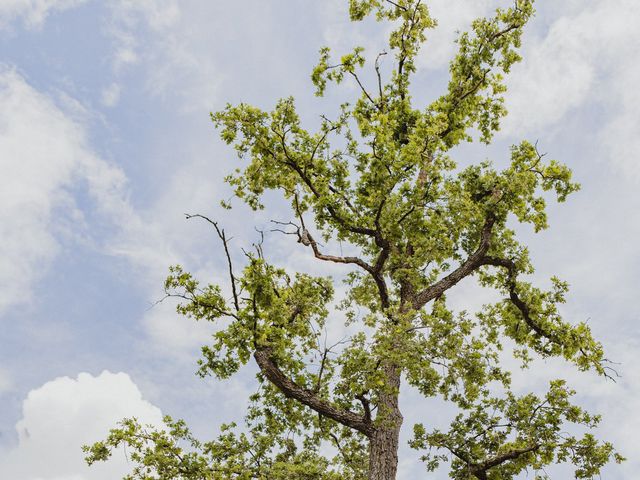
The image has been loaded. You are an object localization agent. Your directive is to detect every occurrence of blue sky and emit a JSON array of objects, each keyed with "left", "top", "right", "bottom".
[{"left": 0, "top": 1, "right": 638, "bottom": 478}]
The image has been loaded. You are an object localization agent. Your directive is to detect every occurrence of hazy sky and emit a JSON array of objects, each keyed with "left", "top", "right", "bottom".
[{"left": 0, "top": 1, "right": 638, "bottom": 478}]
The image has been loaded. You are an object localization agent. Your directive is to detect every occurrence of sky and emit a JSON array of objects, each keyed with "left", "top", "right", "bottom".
[{"left": 0, "top": 0, "right": 638, "bottom": 478}]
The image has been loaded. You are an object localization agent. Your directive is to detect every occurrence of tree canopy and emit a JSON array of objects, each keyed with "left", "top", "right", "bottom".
[{"left": 85, "top": 1, "right": 623, "bottom": 478}]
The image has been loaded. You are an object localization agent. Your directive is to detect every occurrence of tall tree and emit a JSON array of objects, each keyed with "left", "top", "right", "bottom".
[{"left": 85, "top": 1, "right": 623, "bottom": 479}]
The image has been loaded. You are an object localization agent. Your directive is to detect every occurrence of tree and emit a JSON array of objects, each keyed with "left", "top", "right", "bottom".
[{"left": 84, "top": 1, "right": 623, "bottom": 479}]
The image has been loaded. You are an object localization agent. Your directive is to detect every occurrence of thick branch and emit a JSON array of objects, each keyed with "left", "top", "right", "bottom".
[
  {"left": 470, "top": 444, "right": 539, "bottom": 479},
  {"left": 369, "top": 198, "right": 392, "bottom": 308},
  {"left": 479, "top": 255, "right": 611, "bottom": 376},
  {"left": 254, "top": 347, "right": 374, "bottom": 436},
  {"left": 411, "top": 215, "right": 495, "bottom": 311},
  {"left": 481, "top": 256, "right": 555, "bottom": 339},
  {"left": 355, "top": 393, "right": 372, "bottom": 423}
]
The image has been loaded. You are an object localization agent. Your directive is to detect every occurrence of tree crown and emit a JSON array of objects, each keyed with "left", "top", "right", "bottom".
[{"left": 85, "top": 1, "right": 622, "bottom": 478}]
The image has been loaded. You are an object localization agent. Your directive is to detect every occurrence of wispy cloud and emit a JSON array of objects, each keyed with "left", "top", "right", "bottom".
[
  {"left": 104, "top": 0, "right": 221, "bottom": 114},
  {"left": 0, "top": 0, "right": 86, "bottom": 30},
  {"left": 0, "top": 368, "right": 12, "bottom": 395},
  {"left": 0, "top": 67, "right": 129, "bottom": 315},
  {"left": 100, "top": 82, "right": 120, "bottom": 107},
  {"left": 503, "top": 0, "right": 640, "bottom": 179}
]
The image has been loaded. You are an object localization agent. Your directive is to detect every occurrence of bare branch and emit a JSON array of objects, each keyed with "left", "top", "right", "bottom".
[
  {"left": 375, "top": 51, "right": 387, "bottom": 102},
  {"left": 304, "top": 227, "right": 374, "bottom": 272},
  {"left": 292, "top": 196, "right": 391, "bottom": 309},
  {"left": 385, "top": 0, "right": 408, "bottom": 12},
  {"left": 348, "top": 70, "right": 379, "bottom": 108},
  {"left": 314, "top": 344, "right": 329, "bottom": 394},
  {"left": 185, "top": 213, "right": 240, "bottom": 312}
]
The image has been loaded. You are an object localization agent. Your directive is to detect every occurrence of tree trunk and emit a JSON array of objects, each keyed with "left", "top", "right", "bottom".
[{"left": 368, "top": 363, "right": 403, "bottom": 480}]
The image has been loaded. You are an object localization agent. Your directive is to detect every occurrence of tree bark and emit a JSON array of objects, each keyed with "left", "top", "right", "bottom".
[
  {"left": 254, "top": 347, "right": 373, "bottom": 435},
  {"left": 368, "top": 362, "right": 403, "bottom": 480}
]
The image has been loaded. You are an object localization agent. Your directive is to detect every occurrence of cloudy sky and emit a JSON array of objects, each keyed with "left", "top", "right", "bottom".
[{"left": 0, "top": 1, "right": 638, "bottom": 478}]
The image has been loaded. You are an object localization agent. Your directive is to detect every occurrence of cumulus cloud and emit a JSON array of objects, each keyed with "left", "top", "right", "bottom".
[
  {"left": 0, "top": 0, "right": 86, "bottom": 30},
  {"left": 0, "top": 371, "right": 164, "bottom": 480}
]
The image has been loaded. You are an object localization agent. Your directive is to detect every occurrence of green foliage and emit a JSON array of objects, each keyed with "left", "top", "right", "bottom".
[
  {"left": 411, "top": 381, "right": 624, "bottom": 479},
  {"left": 86, "top": 1, "right": 621, "bottom": 478},
  {"left": 83, "top": 416, "right": 348, "bottom": 479}
]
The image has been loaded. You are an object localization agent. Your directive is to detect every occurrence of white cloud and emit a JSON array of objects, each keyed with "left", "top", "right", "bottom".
[
  {"left": 0, "top": 66, "right": 134, "bottom": 316},
  {"left": 141, "top": 299, "right": 216, "bottom": 357},
  {"left": 0, "top": 0, "right": 86, "bottom": 30},
  {"left": 0, "top": 56, "right": 221, "bottom": 355},
  {"left": 502, "top": 14, "right": 596, "bottom": 136},
  {"left": 0, "top": 58, "right": 223, "bottom": 355},
  {"left": 416, "top": 0, "right": 496, "bottom": 71},
  {"left": 0, "top": 371, "right": 164, "bottom": 480},
  {"left": 100, "top": 83, "right": 120, "bottom": 107},
  {"left": 0, "top": 65, "right": 206, "bottom": 345},
  {"left": 0, "top": 67, "right": 82, "bottom": 314},
  {"left": 0, "top": 367, "right": 12, "bottom": 395},
  {"left": 502, "top": 0, "right": 640, "bottom": 181},
  {"left": 105, "top": 0, "right": 180, "bottom": 72},
  {"left": 597, "top": 38, "right": 640, "bottom": 181},
  {"left": 105, "top": 0, "right": 220, "bottom": 113}
]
